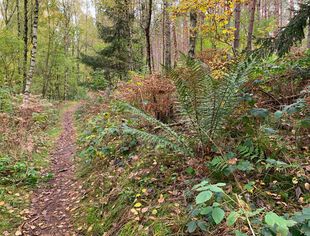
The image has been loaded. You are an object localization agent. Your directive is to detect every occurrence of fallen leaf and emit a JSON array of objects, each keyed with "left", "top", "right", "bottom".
[
  {"left": 152, "top": 209, "right": 158, "bottom": 215},
  {"left": 15, "top": 230, "right": 22, "bottom": 236},
  {"left": 131, "top": 208, "right": 139, "bottom": 215},
  {"left": 134, "top": 202, "right": 142, "bottom": 208},
  {"left": 158, "top": 194, "right": 164, "bottom": 204},
  {"left": 141, "top": 207, "right": 148, "bottom": 213}
]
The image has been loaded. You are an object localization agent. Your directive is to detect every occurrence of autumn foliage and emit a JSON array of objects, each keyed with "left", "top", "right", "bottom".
[{"left": 114, "top": 75, "right": 175, "bottom": 122}]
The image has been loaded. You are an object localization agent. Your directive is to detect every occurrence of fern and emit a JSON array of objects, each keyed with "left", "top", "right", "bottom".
[
  {"left": 237, "top": 144, "right": 265, "bottom": 160},
  {"left": 117, "top": 55, "right": 254, "bottom": 157},
  {"left": 117, "top": 101, "right": 193, "bottom": 156},
  {"left": 122, "top": 126, "right": 193, "bottom": 156},
  {"left": 170, "top": 55, "right": 254, "bottom": 143}
]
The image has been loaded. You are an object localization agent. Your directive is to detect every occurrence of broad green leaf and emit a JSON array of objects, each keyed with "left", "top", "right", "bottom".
[
  {"left": 187, "top": 221, "right": 197, "bottom": 233},
  {"left": 212, "top": 207, "right": 225, "bottom": 224},
  {"left": 197, "top": 221, "right": 208, "bottom": 232},
  {"left": 200, "top": 206, "right": 212, "bottom": 215},
  {"left": 208, "top": 185, "right": 224, "bottom": 193},
  {"left": 274, "top": 111, "right": 283, "bottom": 120},
  {"left": 227, "top": 211, "right": 239, "bottom": 226},
  {"left": 235, "top": 230, "right": 247, "bottom": 236},
  {"left": 265, "top": 212, "right": 297, "bottom": 235},
  {"left": 250, "top": 108, "right": 269, "bottom": 118},
  {"left": 196, "top": 191, "right": 212, "bottom": 204},
  {"left": 193, "top": 180, "right": 209, "bottom": 190}
]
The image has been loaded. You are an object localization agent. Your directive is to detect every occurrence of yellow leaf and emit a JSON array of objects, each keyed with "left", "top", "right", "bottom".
[
  {"left": 87, "top": 225, "right": 93, "bottom": 233},
  {"left": 134, "top": 202, "right": 142, "bottom": 208}
]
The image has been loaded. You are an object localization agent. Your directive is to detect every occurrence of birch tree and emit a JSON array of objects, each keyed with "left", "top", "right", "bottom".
[{"left": 23, "top": 0, "right": 39, "bottom": 105}]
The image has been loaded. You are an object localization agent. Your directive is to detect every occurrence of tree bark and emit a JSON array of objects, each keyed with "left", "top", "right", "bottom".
[
  {"left": 172, "top": 21, "right": 178, "bottom": 66},
  {"left": 233, "top": 1, "right": 241, "bottom": 52},
  {"left": 23, "top": 0, "right": 39, "bottom": 105},
  {"left": 42, "top": 2, "right": 52, "bottom": 98},
  {"left": 289, "top": 0, "right": 295, "bottom": 19},
  {"left": 163, "top": 0, "right": 171, "bottom": 68},
  {"left": 246, "top": 0, "right": 257, "bottom": 51},
  {"left": 22, "top": 0, "right": 29, "bottom": 93},
  {"left": 307, "top": 23, "right": 310, "bottom": 49},
  {"left": 274, "top": 0, "right": 280, "bottom": 30},
  {"left": 144, "top": 0, "right": 153, "bottom": 73},
  {"left": 16, "top": 0, "right": 22, "bottom": 84},
  {"left": 189, "top": 11, "right": 197, "bottom": 58}
]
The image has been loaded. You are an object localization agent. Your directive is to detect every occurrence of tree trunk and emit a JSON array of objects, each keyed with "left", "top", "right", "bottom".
[
  {"left": 307, "top": 23, "right": 310, "bottom": 49},
  {"left": 163, "top": 0, "right": 171, "bottom": 68},
  {"left": 42, "top": 3, "right": 51, "bottom": 98},
  {"left": 274, "top": 0, "right": 280, "bottom": 30},
  {"left": 246, "top": 0, "right": 257, "bottom": 51},
  {"left": 233, "top": 1, "right": 241, "bottom": 52},
  {"left": 257, "top": 0, "right": 261, "bottom": 21},
  {"left": 22, "top": 0, "right": 28, "bottom": 93},
  {"left": 23, "top": 0, "right": 39, "bottom": 105},
  {"left": 145, "top": 0, "right": 152, "bottom": 73},
  {"left": 189, "top": 11, "right": 197, "bottom": 58},
  {"left": 289, "top": 0, "right": 294, "bottom": 19},
  {"left": 16, "top": 0, "right": 22, "bottom": 84},
  {"left": 172, "top": 21, "right": 178, "bottom": 66}
]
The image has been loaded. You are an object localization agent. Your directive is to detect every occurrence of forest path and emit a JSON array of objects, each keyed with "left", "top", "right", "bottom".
[{"left": 20, "top": 104, "right": 81, "bottom": 236}]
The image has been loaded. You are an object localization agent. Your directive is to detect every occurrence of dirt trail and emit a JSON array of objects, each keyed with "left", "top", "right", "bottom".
[{"left": 21, "top": 105, "right": 81, "bottom": 236}]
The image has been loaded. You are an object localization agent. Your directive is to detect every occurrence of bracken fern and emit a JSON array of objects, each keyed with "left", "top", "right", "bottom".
[{"left": 117, "top": 55, "right": 254, "bottom": 157}]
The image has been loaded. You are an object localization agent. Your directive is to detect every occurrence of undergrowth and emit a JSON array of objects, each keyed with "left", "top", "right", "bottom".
[
  {"left": 0, "top": 95, "right": 62, "bottom": 235},
  {"left": 74, "top": 51, "right": 309, "bottom": 236}
]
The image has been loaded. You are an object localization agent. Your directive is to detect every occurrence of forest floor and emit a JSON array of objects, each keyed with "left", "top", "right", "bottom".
[{"left": 18, "top": 104, "right": 82, "bottom": 236}]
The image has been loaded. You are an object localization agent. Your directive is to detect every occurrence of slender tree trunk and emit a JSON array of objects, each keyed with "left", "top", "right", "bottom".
[
  {"left": 307, "top": 23, "right": 310, "bottom": 49},
  {"left": 16, "top": 0, "right": 22, "bottom": 85},
  {"left": 145, "top": 0, "right": 152, "bottom": 73},
  {"left": 289, "top": 0, "right": 295, "bottom": 19},
  {"left": 183, "top": 16, "right": 189, "bottom": 53},
  {"left": 172, "top": 21, "right": 178, "bottom": 66},
  {"left": 189, "top": 11, "right": 197, "bottom": 58},
  {"left": 279, "top": 0, "right": 283, "bottom": 28},
  {"left": 246, "top": 0, "right": 257, "bottom": 51},
  {"left": 16, "top": 0, "right": 21, "bottom": 37},
  {"left": 23, "top": 0, "right": 39, "bottom": 105},
  {"left": 22, "top": 0, "right": 28, "bottom": 92},
  {"left": 274, "top": 0, "right": 280, "bottom": 30},
  {"left": 42, "top": 3, "right": 51, "bottom": 98},
  {"left": 163, "top": 0, "right": 171, "bottom": 68},
  {"left": 264, "top": 0, "right": 268, "bottom": 19},
  {"left": 233, "top": 1, "right": 241, "bottom": 52},
  {"left": 257, "top": 0, "right": 261, "bottom": 21}
]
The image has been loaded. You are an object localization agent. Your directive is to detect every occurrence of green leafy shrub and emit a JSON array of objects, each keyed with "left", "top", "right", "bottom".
[
  {"left": 0, "top": 88, "right": 13, "bottom": 113},
  {"left": 0, "top": 155, "right": 40, "bottom": 185},
  {"left": 118, "top": 55, "right": 254, "bottom": 157},
  {"left": 78, "top": 111, "right": 138, "bottom": 161}
]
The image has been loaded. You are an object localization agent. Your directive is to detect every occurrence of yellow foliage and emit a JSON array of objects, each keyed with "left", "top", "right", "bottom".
[{"left": 173, "top": 0, "right": 246, "bottom": 44}]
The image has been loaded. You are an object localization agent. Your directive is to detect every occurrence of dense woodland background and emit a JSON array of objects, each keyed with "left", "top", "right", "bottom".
[{"left": 0, "top": 0, "right": 310, "bottom": 235}]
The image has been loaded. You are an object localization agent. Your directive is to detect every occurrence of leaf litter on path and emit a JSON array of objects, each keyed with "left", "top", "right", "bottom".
[{"left": 19, "top": 105, "right": 82, "bottom": 236}]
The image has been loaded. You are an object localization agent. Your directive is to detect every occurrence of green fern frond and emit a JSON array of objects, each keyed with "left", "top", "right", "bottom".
[
  {"left": 170, "top": 54, "right": 255, "bottom": 142},
  {"left": 117, "top": 101, "right": 192, "bottom": 154},
  {"left": 123, "top": 126, "right": 193, "bottom": 156}
]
